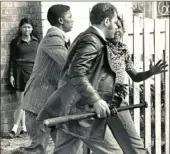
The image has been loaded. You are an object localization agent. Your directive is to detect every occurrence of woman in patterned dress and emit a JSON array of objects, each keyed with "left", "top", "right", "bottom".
[
  {"left": 105, "top": 16, "right": 168, "bottom": 153},
  {"left": 107, "top": 16, "right": 168, "bottom": 98}
]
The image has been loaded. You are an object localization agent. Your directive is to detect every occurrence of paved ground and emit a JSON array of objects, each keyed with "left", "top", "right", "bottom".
[
  {"left": 1, "top": 132, "right": 165, "bottom": 154},
  {"left": 1, "top": 135, "right": 54, "bottom": 154}
]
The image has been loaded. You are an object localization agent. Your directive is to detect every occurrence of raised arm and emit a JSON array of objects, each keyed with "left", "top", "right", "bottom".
[{"left": 126, "top": 50, "right": 168, "bottom": 82}]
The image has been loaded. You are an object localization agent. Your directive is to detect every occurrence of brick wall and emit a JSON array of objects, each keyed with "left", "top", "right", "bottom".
[{"left": 0, "top": 1, "right": 42, "bottom": 132}]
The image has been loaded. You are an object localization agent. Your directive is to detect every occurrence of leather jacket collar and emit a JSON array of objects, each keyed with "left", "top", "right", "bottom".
[{"left": 85, "top": 26, "right": 107, "bottom": 45}]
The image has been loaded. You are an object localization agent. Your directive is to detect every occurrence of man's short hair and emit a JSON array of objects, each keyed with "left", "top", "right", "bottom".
[
  {"left": 90, "top": 3, "right": 117, "bottom": 25},
  {"left": 47, "top": 4, "right": 70, "bottom": 26}
]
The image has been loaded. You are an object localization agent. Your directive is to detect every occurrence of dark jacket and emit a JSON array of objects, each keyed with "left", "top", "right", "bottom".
[
  {"left": 20, "top": 27, "right": 69, "bottom": 114},
  {"left": 9, "top": 35, "right": 39, "bottom": 91},
  {"left": 37, "top": 27, "right": 117, "bottom": 141}
]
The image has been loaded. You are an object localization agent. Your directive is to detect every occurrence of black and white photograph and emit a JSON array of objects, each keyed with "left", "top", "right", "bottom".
[{"left": 0, "top": 1, "right": 170, "bottom": 154}]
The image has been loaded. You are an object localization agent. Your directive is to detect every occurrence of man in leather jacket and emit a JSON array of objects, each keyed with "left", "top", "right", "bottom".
[{"left": 37, "top": 3, "right": 156, "bottom": 154}]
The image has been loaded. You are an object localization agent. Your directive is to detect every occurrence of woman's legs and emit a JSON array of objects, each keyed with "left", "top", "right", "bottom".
[
  {"left": 21, "top": 110, "right": 27, "bottom": 132},
  {"left": 107, "top": 101, "right": 149, "bottom": 154},
  {"left": 11, "top": 91, "right": 27, "bottom": 134}
]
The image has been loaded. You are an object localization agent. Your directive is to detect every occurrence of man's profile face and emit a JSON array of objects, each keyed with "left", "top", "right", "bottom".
[
  {"left": 62, "top": 10, "right": 74, "bottom": 33},
  {"left": 105, "top": 14, "right": 118, "bottom": 39}
]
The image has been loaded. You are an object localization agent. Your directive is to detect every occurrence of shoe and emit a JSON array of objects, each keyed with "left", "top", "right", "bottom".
[
  {"left": 8, "top": 131, "right": 17, "bottom": 139},
  {"left": 17, "top": 130, "right": 27, "bottom": 138},
  {"left": 20, "top": 130, "right": 27, "bottom": 135}
]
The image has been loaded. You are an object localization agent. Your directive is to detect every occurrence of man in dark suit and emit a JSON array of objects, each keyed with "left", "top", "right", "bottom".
[{"left": 13, "top": 4, "right": 73, "bottom": 154}]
